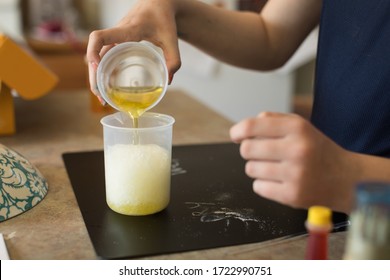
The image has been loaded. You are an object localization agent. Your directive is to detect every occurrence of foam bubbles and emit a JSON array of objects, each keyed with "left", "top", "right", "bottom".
[{"left": 105, "top": 143, "right": 170, "bottom": 215}]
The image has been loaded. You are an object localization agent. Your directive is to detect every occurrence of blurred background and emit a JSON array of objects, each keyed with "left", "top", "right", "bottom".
[{"left": 0, "top": 0, "right": 315, "bottom": 122}]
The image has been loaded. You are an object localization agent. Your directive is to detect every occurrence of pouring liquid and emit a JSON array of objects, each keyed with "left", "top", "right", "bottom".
[
  {"left": 108, "top": 86, "right": 164, "bottom": 143},
  {"left": 108, "top": 86, "right": 164, "bottom": 122}
]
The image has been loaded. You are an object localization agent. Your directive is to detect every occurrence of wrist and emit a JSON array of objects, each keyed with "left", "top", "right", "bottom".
[
  {"left": 173, "top": 0, "right": 209, "bottom": 40},
  {"left": 339, "top": 151, "right": 363, "bottom": 213},
  {"left": 174, "top": 0, "right": 192, "bottom": 38},
  {"left": 342, "top": 151, "right": 390, "bottom": 213}
]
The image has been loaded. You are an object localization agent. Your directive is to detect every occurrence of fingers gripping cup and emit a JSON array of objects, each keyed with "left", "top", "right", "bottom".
[
  {"left": 97, "top": 41, "right": 168, "bottom": 119},
  {"left": 101, "top": 112, "right": 175, "bottom": 216}
]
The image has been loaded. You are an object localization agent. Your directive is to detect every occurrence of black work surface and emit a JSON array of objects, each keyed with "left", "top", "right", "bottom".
[{"left": 62, "top": 143, "right": 348, "bottom": 259}]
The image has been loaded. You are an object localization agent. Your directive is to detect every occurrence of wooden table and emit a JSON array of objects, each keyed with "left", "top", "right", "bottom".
[{"left": 0, "top": 89, "right": 347, "bottom": 259}]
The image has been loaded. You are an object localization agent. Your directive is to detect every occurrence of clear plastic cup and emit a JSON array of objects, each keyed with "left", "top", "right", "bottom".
[
  {"left": 97, "top": 41, "right": 168, "bottom": 115},
  {"left": 100, "top": 112, "right": 175, "bottom": 216}
]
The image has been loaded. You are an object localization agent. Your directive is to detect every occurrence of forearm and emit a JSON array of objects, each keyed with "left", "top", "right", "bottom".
[
  {"left": 175, "top": 0, "right": 274, "bottom": 69},
  {"left": 174, "top": 0, "right": 322, "bottom": 70}
]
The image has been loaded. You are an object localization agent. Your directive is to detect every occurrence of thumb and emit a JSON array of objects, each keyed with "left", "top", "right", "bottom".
[{"left": 162, "top": 42, "right": 181, "bottom": 84}]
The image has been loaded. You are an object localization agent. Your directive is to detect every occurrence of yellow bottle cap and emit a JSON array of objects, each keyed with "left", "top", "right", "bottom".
[{"left": 307, "top": 206, "right": 332, "bottom": 227}]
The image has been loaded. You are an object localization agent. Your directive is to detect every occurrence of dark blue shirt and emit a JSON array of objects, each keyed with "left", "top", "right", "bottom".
[{"left": 311, "top": 0, "right": 390, "bottom": 157}]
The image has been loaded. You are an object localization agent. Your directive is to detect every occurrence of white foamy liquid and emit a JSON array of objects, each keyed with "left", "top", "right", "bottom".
[{"left": 105, "top": 143, "right": 171, "bottom": 215}]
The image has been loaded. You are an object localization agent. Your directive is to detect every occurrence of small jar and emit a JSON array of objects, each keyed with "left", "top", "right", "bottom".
[
  {"left": 344, "top": 182, "right": 390, "bottom": 259},
  {"left": 97, "top": 41, "right": 168, "bottom": 117},
  {"left": 305, "top": 206, "right": 333, "bottom": 260}
]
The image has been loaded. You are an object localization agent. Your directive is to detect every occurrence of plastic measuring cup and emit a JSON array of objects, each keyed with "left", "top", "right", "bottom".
[
  {"left": 97, "top": 41, "right": 168, "bottom": 115},
  {"left": 101, "top": 112, "right": 175, "bottom": 216}
]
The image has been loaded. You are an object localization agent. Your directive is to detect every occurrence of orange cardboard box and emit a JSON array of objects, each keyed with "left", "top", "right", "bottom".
[{"left": 0, "top": 34, "right": 58, "bottom": 135}]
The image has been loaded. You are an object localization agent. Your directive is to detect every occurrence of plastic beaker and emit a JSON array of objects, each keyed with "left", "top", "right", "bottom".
[{"left": 100, "top": 112, "right": 175, "bottom": 216}]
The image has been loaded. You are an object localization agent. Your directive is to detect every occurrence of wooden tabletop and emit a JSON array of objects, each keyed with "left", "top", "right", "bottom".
[{"left": 0, "top": 89, "right": 347, "bottom": 259}]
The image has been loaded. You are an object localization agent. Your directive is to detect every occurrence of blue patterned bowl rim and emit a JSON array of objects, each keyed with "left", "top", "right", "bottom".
[{"left": 0, "top": 144, "right": 48, "bottom": 222}]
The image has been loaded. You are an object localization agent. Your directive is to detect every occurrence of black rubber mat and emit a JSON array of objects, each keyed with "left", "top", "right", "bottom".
[{"left": 63, "top": 143, "right": 348, "bottom": 259}]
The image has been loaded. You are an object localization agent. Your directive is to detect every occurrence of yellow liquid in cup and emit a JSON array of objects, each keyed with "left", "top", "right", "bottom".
[{"left": 107, "top": 86, "right": 164, "bottom": 127}]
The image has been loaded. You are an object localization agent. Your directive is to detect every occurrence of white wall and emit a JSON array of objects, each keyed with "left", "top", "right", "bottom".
[
  {"left": 98, "top": 0, "right": 317, "bottom": 122},
  {"left": 0, "top": 0, "right": 24, "bottom": 41},
  {"left": 173, "top": 40, "right": 293, "bottom": 122}
]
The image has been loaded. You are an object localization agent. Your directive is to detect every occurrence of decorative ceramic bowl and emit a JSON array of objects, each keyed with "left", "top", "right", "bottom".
[{"left": 0, "top": 143, "right": 48, "bottom": 221}]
